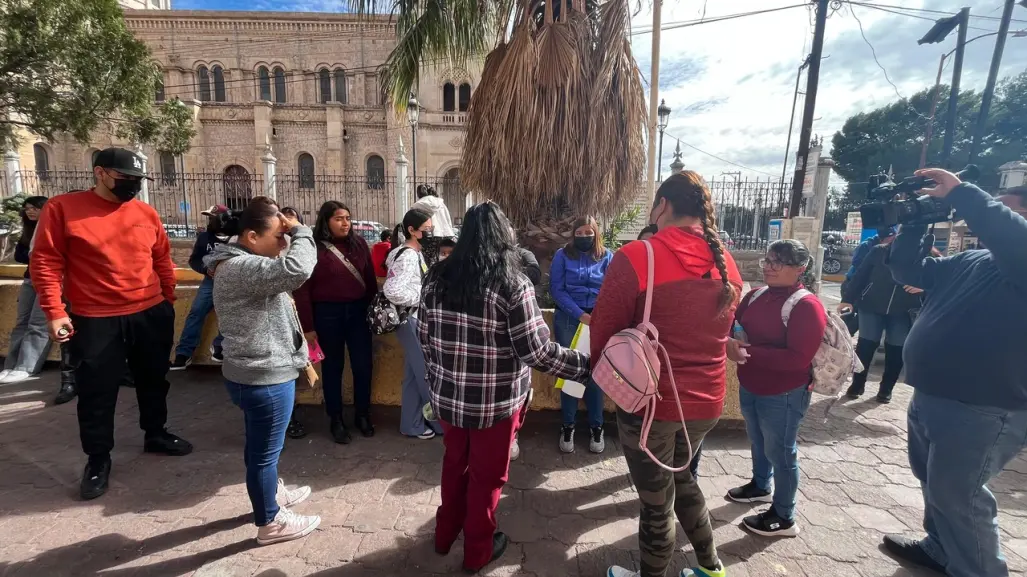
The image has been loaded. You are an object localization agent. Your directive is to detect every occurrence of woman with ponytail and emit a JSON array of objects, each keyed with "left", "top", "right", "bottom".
[{"left": 593, "top": 171, "right": 742, "bottom": 577}]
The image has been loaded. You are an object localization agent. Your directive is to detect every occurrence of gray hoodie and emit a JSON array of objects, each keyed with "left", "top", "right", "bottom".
[{"left": 204, "top": 226, "right": 317, "bottom": 385}]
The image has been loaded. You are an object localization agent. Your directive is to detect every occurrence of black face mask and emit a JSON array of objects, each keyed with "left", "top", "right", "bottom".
[
  {"left": 109, "top": 177, "right": 142, "bottom": 202},
  {"left": 421, "top": 228, "right": 434, "bottom": 240},
  {"left": 573, "top": 236, "right": 595, "bottom": 252}
]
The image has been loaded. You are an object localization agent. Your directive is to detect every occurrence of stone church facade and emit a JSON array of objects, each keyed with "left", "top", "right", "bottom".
[{"left": 12, "top": 7, "right": 478, "bottom": 226}]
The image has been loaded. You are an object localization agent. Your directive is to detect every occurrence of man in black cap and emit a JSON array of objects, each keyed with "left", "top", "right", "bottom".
[{"left": 31, "top": 147, "right": 192, "bottom": 500}]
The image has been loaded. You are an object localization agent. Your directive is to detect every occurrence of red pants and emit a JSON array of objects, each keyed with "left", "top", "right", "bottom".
[{"left": 436, "top": 403, "right": 527, "bottom": 570}]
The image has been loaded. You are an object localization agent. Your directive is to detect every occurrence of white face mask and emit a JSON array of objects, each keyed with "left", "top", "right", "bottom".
[{"left": 438, "top": 255, "right": 448, "bottom": 262}]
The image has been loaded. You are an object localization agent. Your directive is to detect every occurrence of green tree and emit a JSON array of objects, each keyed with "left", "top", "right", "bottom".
[
  {"left": 989, "top": 70, "right": 1027, "bottom": 164},
  {"left": 0, "top": 195, "right": 28, "bottom": 261},
  {"left": 0, "top": 0, "right": 190, "bottom": 153},
  {"left": 347, "top": 0, "right": 647, "bottom": 262}
]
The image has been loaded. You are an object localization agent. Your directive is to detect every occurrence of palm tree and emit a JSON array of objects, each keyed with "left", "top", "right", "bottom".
[{"left": 350, "top": 0, "right": 647, "bottom": 261}]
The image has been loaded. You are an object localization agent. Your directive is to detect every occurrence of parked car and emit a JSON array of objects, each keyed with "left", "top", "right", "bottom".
[{"left": 353, "top": 220, "right": 387, "bottom": 245}]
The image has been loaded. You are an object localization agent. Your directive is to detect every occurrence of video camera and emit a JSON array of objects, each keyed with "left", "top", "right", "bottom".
[
  {"left": 859, "top": 165, "right": 980, "bottom": 229},
  {"left": 208, "top": 209, "right": 244, "bottom": 237}
]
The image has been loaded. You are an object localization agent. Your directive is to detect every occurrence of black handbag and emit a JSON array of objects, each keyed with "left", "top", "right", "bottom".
[
  {"left": 842, "top": 308, "right": 859, "bottom": 336},
  {"left": 366, "top": 291, "right": 407, "bottom": 335}
]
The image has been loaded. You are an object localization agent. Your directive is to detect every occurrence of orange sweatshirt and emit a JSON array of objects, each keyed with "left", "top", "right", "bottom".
[{"left": 30, "top": 189, "right": 176, "bottom": 321}]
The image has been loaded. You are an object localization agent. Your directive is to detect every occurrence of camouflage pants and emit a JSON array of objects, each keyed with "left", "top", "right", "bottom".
[{"left": 617, "top": 410, "right": 720, "bottom": 576}]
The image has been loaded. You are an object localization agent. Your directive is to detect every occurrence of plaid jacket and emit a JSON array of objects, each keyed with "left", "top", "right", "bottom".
[{"left": 418, "top": 274, "right": 590, "bottom": 429}]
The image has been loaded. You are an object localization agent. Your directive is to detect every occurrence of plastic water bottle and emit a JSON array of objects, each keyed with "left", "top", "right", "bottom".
[{"left": 732, "top": 321, "right": 747, "bottom": 344}]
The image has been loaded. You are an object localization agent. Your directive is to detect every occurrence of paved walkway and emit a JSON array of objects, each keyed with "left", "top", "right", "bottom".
[{"left": 0, "top": 368, "right": 1025, "bottom": 577}]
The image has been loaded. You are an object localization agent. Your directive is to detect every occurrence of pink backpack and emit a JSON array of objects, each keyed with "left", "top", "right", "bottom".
[{"left": 592, "top": 240, "right": 693, "bottom": 472}]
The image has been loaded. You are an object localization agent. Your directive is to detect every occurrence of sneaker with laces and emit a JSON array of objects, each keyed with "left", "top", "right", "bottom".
[
  {"left": 169, "top": 355, "right": 192, "bottom": 371},
  {"left": 256, "top": 507, "right": 321, "bottom": 545},
  {"left": 0, "top": 370, "right": 32, "bottom": 384},
  {"left": 276, "top": 479, "right": 311, "bottom": 508},
  {"left": 510, "top": 436, "right": 520, "bottom": 461},
  {"left": 559, "top": 425, "right": 575, "bottom": 453},
  {"left": 742, "top": 507, "right": 798, "bottom": 537},
  {"left": 589, "top": 426, "right": 605, "bottom": 454},
  {"left": 726, "top": 481, "right": 773, "bottom": 503}
]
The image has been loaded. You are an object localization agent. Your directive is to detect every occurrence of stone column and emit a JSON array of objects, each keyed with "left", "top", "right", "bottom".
[
  {"left": 3, "top": 149, "right": 23, "bottom": 196},
  {"left": 262, "top": 138, "right": 278, "bottom": 201},
  {"left": 134, "top": 143, "right": 150, "bottom": 205},
  {"left": 395, "top": 136, "right": 409, "bottom": 223}
]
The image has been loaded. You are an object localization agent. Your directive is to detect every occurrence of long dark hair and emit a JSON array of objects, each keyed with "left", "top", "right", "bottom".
[
  {"left": 391, "top": 208, "right": 431, "bottom": 247},
  {"left": 18, "top": 196, "right": 47, "bottom": 248},
  {"left": 314, "top": 200, "right": 356, "bottom": 250},
  {"left": 427, "top": 201, "right": 521, "bottom": 310},
  {"left": 654, "top": 171, "right": 736, "bottom": 315}
]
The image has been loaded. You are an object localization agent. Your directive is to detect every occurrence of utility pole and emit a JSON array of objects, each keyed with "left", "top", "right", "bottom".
[
  {"left": 942, "top": 7, "right": 969, "bottom": 166},
  {"left": 789, "top": 0, "right": 829, "bottom": 218},
  {"left": 645, "top": 0, "right": 663, "bottom": 201},
  {"left": 780, "top": 55, "right": 812, "bottom": 189},
  {"left": 969, "top": 0, "right": 1016, "bottom": 163}
]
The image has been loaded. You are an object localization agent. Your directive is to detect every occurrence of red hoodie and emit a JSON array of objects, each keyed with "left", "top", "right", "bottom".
[{"left": 590, "top": 226, "right": 743, "bottom": 421}]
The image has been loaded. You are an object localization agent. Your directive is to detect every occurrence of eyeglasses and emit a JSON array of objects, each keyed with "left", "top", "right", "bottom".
[{"left": 758, "top": 258, "right": 787, "bottom": 271}]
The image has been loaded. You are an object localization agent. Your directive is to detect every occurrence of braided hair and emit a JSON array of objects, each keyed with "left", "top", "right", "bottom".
[{"left": 653, "top": 171, "right": 737, "bottom": 315}]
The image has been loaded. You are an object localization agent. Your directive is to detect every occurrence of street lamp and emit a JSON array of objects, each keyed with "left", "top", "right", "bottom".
[
  {"left": 657, "top": 100, "right": 671, "bottom": 181},
  {"left": 407, "top": 94, "right": 420, "bottom": 193}
]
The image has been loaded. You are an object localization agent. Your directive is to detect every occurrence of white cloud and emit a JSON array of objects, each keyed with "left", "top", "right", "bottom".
[{"left": 630, "top": 0, "right": 1027, "bottom": 182}]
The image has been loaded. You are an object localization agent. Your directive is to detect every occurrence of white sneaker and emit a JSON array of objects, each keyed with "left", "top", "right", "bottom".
[
  {"left": 256, "top": 507, "right": 320, "bottom": 545},
  {"left": 607, "top": 567, "right": 639, "bottom": 577},
  {"left": 589, "top": 426, "right": 605, "bottom": 454},
  {"left": 510, "top": 436, "right": 520, "bottom": 461},
  {"left": 559, "top": 425, "right": 575, "bottom": 453},
  {"left": 416, "top": 429, "right": 436, "bottom": 440},
  {"left": 276, "top": 478, "right": 311, "bottom": 508},
  {"left": 0, "top": 370, "right": 11, "bottom": 382},
  {"left": 1, "top": 370, "right": 32, "bottom": 384}
]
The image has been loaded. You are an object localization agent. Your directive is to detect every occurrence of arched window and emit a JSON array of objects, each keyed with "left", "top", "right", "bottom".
[
  {"left": 257, "top": 66, "right": 272, "bottom": 101},
  {"left": 223, "top": 165, "right": 252, "bottom": 210},
  {"left": 197, "top": 66, "right": 211, "bottom": 102},
  {"left": 273, "top": 67, "right": 287, "bottom": 103},
  {"left": 155, "top": 78, "right": 165, "bottom": 102},
  {"left": 458, "top": 83, "right": 471, "bottom": 112},
  {"left": 334, "top": 69, "right": 347, "bottom": 104},
  {"left": 366, "top": 155, "right": 385, "bottom": 189},
  {"left": 318, "top": 69, "right": 331, "bottom": 103},
  {"left": 212, "top": 65, "right": 226, "bottom": 102},
  {"left": 298, "top": 153, "right": 315, "bottom": 189},
  {"left": 442, "top": 82, "right": 455, "bottom": 112},
  {"left": 33, "top": 144, "right": 49, "bottom": 180},
  {"left": 159, "top": 152, "right": 177, "bottom": 185}
]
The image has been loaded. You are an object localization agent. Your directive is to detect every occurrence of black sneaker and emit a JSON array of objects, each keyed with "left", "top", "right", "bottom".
[
  {"left": 726, "top": 481, "right": 773, "bottom": 504},
  {"left": 742, "top": 507, "right": 798, "bottom": 537},
  {"left": 882, "top": 535, "right": 946, "bottom": 574},
  {"left": 287, "top": 415, "right": 307, "bottom": 439},
  {"left": 144, "top": 430, "right": 193, "bottom": 456},
  {"left": 209, "top": 344, "right": 224, "bottom": 364},
  {"left": 845, "top": 383, "right": 864, "bottom": 399},
  {"left": 80, "top": 456, "right": 111, "bottom": 500},
  {"left": 463, "top": 531, "right": 508, "bottom": 573},
  {"left": 169, "top": 355, "right": 192, "bottom": 371}
]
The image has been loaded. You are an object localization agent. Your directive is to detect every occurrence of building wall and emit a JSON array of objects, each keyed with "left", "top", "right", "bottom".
[{"left": 12, "top": 10, "right": 479, "bottom": 201}]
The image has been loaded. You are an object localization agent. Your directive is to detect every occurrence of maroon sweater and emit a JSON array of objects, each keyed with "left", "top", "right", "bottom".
[
  {"left": 294, "top": 236, "right": 378, "bottom": 332},
  {"left": 735, "top": 285, "right": 827, "bottom": 396},
  {"left": 590, "top": 227, "right": 743, "bottom": 421}
]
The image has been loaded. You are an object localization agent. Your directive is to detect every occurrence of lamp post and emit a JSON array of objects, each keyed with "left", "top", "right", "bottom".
[
  {"left": 657, "top": 100, "right": 671, "bottom": 181},
  {"left": 407, "top": 94, "right": 420, "bottom": 194}
]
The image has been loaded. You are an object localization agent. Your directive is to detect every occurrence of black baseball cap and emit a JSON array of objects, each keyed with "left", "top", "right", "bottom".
[{"left": 92, "top": 147, "right": 151, "bottom": 179}]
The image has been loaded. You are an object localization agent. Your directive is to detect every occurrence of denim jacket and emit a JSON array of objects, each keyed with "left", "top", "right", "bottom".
[{"left": 549, "top": 247, "right": 613, "bottom": 319}]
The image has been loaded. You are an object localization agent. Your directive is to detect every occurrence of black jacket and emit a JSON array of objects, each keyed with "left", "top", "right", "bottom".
[
  {"left": 189, "top": 231, "right": 226, "bottom": 276},
  {"left": 843, "top": 244, "right": 921, "bottom": 316},
  {"left": 518, "top": 247, "right": 542, "bottom": 285}
]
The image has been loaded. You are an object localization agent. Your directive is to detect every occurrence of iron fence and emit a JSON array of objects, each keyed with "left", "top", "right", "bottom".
[
  {"left": 1, "top": 170, "right": 398, "bottom": 239},
  {"left": 707, "top": 177, "right": 793, "bottom": 252}
]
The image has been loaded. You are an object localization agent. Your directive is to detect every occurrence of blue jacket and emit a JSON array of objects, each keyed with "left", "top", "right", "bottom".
[
  {"left": 550, "top": 247, "right": 613, "bottom": 319},
  {"left": 890, "top": 183, "right": 1027, "bottom": 410}
]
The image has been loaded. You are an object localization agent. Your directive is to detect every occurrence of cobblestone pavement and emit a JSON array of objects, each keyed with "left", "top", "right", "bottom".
[{"left": 1, "top": 368, "right": 1026, "bottom": 577}]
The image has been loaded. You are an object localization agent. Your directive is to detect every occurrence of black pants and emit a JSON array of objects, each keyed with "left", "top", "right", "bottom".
[
  {"left": 313, "top": 301, "right": 373, "bottom": 418},
  {"left": 70, "top": 301, "right": 175, "bottom": 457}
]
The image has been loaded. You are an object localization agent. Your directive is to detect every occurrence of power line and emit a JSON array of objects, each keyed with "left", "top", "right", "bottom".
[
  {"left": 850, "top": 1, "right": 1027, "bottom": 24},
  {"left": 630, "top": 3, "right": 809, "bottom": 35},
  {"left": 663, "top": 131, "right": 779, "bottom": 177}
]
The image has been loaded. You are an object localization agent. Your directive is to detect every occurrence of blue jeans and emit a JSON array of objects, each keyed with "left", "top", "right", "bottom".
[
  {"left": 225, "top": 379, "right": 295, "bottom": 526},
  {"left": 857, "top": 310, "right": 911, "bottom": 346},
  {"left": 908, "top": 389, "right": 1027, "bottom": 577},
  {"left": 175, "top": 278, "right": 223, "bottom": 358},
  {"left": 554, "top": 309, "right": 603, "bottom": 428},
  {"left": 739, "top": 384, "right": 812, "bottom": 521}
]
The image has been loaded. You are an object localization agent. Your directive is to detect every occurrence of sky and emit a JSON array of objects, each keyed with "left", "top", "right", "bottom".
[{"left": 172, "top": 0, "right": 1027, "bottom": 183}]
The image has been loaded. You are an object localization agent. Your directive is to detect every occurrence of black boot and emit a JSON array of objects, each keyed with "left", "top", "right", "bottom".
[
  {"left": 330, "top": 416, "right": 352, "bottom": 444},
  {"left": 80, "top": 455, "right": 111, "bottom": 500},
  {"left": 846, "top": 338, "right": 880, "bottom": 399},
  {"left": 54, "top": 382, "right": 76, "bottom": 405},
  {"left": 877, "top": 344, "right": 904, "bottom": 403},
  {"left": 356, "top": 412, "right": 375, "bottom": 438}
]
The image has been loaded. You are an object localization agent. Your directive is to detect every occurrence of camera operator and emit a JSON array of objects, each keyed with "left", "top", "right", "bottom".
[{"left": 882, "top": 169, "right": 1027, "bottom": 577}]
